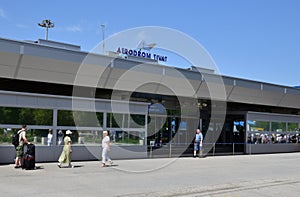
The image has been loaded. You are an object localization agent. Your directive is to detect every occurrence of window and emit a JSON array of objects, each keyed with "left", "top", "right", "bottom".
[
  {"left": 58, "top": 110, "right": 103, "bottom": 127},
  {"left": 107, "top": 113, "right": 128, "bottom": 128},
  {"left": 112, "top": 130, "right": 144, "bottom": 145},
  {"left": 271, "top": 121, "right": 286, "bottom": 132},
  {"left": 249, "top": 120, "right": 269, "bottom": 132},
  {"left": 0, "top": 128, "right": 52, "bottom": 145},
  {"left": 248, "top": 120, "right": 270, "bottom": 144},
  {"left": 106, "top": 113, "right": 146, "bottom": 145},
  {"left": 107, "top": 113, "right": 145, "bottom": 128},
  {"left": 129, "top": 114, "right": 145, "bottom": 128},
  {"left": 0, "top": 127, "right": 16, "bottom": 145},
  {"left": 0, "top": 107, "right": 53, "bottom": 145},
  {"left": 288, "top": 122, "right": 300, "bottom": 132},
  {"left": 0, "top": 107, "right": 52, "bottom": 125},
  {"left": 76, "top": 130, "right": 102, "bottom": 144}
]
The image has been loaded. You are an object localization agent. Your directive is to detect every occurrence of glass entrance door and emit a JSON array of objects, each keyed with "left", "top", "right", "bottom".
[
  {"left": 202, "top": 114, "right": 245, "bottom": 155},
  {"left": 147, "top": 115, "right": 199, "bottom": 157}
]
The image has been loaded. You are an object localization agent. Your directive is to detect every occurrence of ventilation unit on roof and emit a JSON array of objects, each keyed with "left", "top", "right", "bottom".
[
  {"left": 36, "top": 39, "right": 81, "bottom": 51},
  {"left": 188, "top": 66, "right": 215, "bottom": 74}
]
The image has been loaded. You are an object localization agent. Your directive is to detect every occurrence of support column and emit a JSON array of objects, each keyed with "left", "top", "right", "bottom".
[{"left": 52, "top": 109, "right": 58, "bottom": 145}]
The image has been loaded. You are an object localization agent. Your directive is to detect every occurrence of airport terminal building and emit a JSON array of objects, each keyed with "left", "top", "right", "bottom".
[{"left": 1, "top": 37, "right": 300, "bottom": 164}]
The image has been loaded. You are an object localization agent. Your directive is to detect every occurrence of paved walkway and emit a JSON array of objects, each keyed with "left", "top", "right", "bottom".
[{"left": 1, "top": 153, "right": 300, "bottom": 197}]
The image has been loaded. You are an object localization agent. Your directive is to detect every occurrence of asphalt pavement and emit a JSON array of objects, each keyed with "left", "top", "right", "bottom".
[{"left": 1, "top": 153, "right": 300, "bottom": 197}]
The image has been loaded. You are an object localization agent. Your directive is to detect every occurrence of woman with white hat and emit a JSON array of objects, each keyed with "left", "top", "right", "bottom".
[
  {"left": 101, "top": 130, "right": 113, "bottom": 167},
  {"left": 57, "top": 130, "right": 73, "bottom": 168}
]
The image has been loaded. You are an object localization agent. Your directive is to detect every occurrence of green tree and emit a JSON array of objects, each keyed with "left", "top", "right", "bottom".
[
  {"left": 19, "top": 108, "right": 35, "bottom": 124},
  {"left": 58, "top": 110, "right": 74, "bottom": 126},
  {"left": 33, "top": 109, "right": 52, "bottom": 125},
  {"left": 0, "top": 107, "right": 20, "bottom": 124}
]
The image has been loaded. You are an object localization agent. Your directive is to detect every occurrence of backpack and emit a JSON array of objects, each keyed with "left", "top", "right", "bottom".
[{"left": 12, "top": 132, "right": 20, "bottom": 147}]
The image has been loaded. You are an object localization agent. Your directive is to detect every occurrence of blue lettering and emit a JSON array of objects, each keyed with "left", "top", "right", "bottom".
[
  {"left": 153, "top": 54, "right": 168, "bottom": 62},
  {"left": 128, "top": 49, "right": 133, "bottom": 56},
  {"left": 122, "top": 48, "right": 128, "bottom": 55},
  {"left": 117, "top": 47, "right": 165, "bottom": 61}
]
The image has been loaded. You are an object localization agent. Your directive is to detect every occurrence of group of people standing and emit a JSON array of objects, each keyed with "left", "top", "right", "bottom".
[{"left": 14, "top": 126, "right": 113, "bottom": 169}]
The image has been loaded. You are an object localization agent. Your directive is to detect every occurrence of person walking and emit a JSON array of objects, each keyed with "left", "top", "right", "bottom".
[
  {"left": 57, "top": 130, "right": 73, "bottom": 168},
  {"left": 47, "top": 129, "right": 53, "bottom": 146},
  {"left": 193, "top": 129, "right": 203, "bottom": 158},
  {"left": 101, "top": 130, "right": 113, "bottom": 167},
  {"left": 14, "top": 124, "right": 29, "bottom": 168},
  {"left": 57, "top": 130, "right": 64, "bottom": 145}
]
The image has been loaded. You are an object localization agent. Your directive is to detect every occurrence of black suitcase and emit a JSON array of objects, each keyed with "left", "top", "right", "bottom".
[
  {"left": 22, "top": 144, "right": 35, "bottom": 170},
  {"left": 23, "top": 154, "right": 35, "bottom": 170},
  {"left": 25, "top": 143, "right": 35, "bottom": 156}
]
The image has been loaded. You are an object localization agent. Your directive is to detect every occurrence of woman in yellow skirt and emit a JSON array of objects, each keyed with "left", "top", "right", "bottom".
[{"left": 57, "top": 130, "right": 73, "bottom": 168}]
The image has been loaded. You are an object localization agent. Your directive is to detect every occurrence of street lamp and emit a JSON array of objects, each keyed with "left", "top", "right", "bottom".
[
  {"left": 38, "top": 19, "right": 54, "bottom": 40},
  {"left": 101, "top": 24, "right": 105, "bottom": 54}
]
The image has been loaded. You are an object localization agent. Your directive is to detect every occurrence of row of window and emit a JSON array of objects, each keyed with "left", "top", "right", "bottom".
[
  {"left": 0, "top": 128, "right": 145, "bottom": 146},
  {"left": 247, "top": 120, "right": 300, "bottom": 144},
  {"left": 248, "top": 120, "right": 300, "bottom": 132},
  {"left": 0, "top": 106, "right": 146, "bottom": 146},
  {"left": 0, "top": 107, "right": 145, "bottom": 128}
]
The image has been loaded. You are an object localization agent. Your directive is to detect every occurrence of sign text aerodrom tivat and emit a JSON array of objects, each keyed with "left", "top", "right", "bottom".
[{"left": 117, "top": 47, "right": 168, "bottom": 62}]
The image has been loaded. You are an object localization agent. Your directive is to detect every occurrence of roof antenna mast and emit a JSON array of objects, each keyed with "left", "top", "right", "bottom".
[{"left": 101, "top": 24, "right": 106, "bottom": 54}]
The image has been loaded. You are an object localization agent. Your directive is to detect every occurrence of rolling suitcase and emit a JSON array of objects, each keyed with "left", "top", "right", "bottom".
[{"left": 22, "top": 144, "right": 35, "bottom": 170}]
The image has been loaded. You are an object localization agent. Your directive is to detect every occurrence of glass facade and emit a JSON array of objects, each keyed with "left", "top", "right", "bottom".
[
  {"left": 1, "top": 90, "right": 300, "bottom": 157},
  {"left": 0, "top": 108, "right": 147, "bottom": 146},
  {"left": 247, "top": 115, "right": 300, "bottom": 145}
]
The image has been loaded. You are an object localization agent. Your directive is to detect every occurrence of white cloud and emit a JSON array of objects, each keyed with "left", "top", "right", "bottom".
[
  {"left": 66, "top": 25, "right": 82, "bottom": 32},
  {"left": 16, "top": 24, "right": 28, "bottom": 28},
  {"left": 0, "top": 8, "right": 6, "bottom": 18}
]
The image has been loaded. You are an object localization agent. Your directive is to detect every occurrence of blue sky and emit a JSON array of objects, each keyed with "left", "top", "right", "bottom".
[{"left": 1, "top": 0, "right": 300, "bottom": 87}]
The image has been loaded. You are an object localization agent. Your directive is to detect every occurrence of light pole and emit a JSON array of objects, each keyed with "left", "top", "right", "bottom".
[
  {"left": 38, "top": 20, "right": 54, "bottom": 40},
  {"left": 101, "top": 24, "right": 105, "bottom": 54}
]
